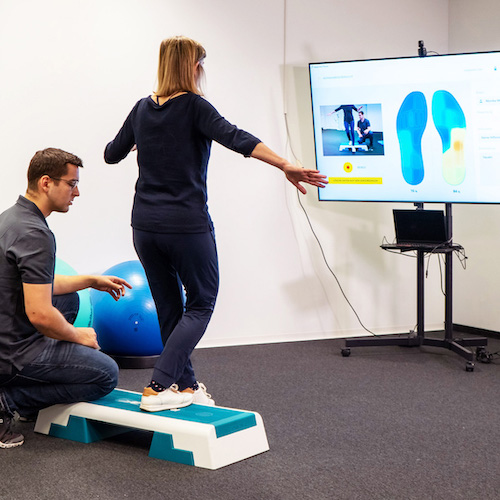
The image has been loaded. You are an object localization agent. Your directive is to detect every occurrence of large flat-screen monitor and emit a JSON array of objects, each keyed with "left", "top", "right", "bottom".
[{"left": 309, "top": 51, "right": 500, "bottom": 203}]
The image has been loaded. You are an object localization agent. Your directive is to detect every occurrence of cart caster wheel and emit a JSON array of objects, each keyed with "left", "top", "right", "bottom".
[
  {"left": 341, "top": 348, "right": 351, "bottom": 357},
  {"left": 465, "top": 361, "right": 474, "bottom": 372}
]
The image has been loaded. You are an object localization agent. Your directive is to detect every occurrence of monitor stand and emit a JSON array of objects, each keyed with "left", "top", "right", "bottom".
[{"left": 342, "top": 203, "right": 488, "bottom": 371}]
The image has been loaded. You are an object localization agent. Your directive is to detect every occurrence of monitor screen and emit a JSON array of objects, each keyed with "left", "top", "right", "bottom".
[{"left": 309, "top": 51, "right": 500, "bottom": 203}]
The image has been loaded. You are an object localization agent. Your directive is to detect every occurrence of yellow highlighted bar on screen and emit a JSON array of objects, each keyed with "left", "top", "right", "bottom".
[{"left": 328, "top": 177, "right": 383, "bottom": 185}]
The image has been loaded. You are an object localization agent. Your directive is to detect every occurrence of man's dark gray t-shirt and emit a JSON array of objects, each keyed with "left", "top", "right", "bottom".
[{"left": 0, "top": 195, "right": 54, "bottom": 374}]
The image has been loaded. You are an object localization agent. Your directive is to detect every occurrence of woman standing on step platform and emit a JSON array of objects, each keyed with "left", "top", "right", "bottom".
[{"left": 104, "top": 36, "right": 327, "bottom": 412}]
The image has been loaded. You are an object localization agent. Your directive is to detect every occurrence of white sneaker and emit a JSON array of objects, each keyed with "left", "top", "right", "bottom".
[
  {"left": 183, "top": 382, "right": 215, "bottom": 406},
  {"left": 140, "top": 384, "right": 193, "bottom": 412}
]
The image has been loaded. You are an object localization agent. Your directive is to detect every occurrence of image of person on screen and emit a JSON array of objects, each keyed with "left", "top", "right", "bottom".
[
  {"left": 356, "top": 111, "right": 374, "bottom": 150},
  {"left": 328, "top": 105, "right": 363, "bottom": 145}
]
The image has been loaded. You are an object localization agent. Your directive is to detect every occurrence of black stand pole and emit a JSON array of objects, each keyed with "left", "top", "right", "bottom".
[
  {"left": 421, "top": 203, "right": 487, "bottom": 367},
  {"left": 445, "top": 202, "right": 453, "bottom": 339},
  {"left": 342, "top": 204, "right": 488, "bottom": 371}
]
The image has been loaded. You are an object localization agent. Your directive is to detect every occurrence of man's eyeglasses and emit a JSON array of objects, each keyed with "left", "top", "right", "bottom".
[{"left": 49, "top": 177, "right": 79, "bottom": 189}]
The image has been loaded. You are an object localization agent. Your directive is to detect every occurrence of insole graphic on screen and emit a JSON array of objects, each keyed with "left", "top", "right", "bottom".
[
  {"left": 432, "top": 90, "right": 466, "bottom": 186},
  {"left": 396, "top": 91, "right": 427, "bottom": 185}
]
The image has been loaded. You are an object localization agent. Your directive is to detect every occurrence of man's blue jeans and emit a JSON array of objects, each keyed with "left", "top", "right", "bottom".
[{"left": 0, "top": 293, "right": 119, "bottom": 417}]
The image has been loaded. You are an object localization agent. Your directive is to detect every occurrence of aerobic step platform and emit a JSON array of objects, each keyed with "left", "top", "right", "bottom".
[
  {"left": 34, "top": 388, "right": 269, "bottom": 469},
  {"left": 339, "top": 143, "right": 368, "bottom": 152}
]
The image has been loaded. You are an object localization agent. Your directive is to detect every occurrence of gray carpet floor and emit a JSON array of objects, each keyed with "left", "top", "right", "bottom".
[{"left": 2, "top": 335, "right": 500, "bottom": 500}]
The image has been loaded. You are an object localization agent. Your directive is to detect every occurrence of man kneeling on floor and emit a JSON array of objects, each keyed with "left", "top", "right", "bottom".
[{"left": 0, "top": 148, "right": 131, "bottom": 448}]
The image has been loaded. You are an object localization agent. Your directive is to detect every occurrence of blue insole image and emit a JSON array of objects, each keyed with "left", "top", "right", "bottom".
[
  {"left": 432, "top": 90, "right": 466, "bottom": 185},
  {"left": 396, "top": 91, "right": 427, "bottom": 185}
]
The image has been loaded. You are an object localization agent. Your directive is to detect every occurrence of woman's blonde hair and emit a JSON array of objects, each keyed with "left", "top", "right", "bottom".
[{"left": 156, "top": 36, "right": 206, "bottom": 97}]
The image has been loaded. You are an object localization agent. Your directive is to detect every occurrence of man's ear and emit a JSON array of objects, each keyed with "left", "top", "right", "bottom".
[{"left": 39, "top": 175, "right": 52, "bottom": 193}]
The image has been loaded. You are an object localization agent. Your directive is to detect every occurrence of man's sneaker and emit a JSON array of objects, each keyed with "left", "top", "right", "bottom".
[
  {"left": 0, "top": 412, "right": 24, "bottom": 449},
  {"left": 182, "top": 382, "right": 215, "bottom": 406},
  {"left": 140, "top": 384, "right": 193, "bottom": 412}
]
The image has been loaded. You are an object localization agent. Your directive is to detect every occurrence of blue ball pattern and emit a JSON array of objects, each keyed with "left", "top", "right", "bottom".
[{"left": 90, "top": 260, "right": 163, "bottom": 356}]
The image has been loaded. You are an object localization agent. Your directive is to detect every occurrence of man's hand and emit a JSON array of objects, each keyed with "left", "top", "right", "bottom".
[
  {"left": 76, "top": 327, "right": 100, "bottom": 349},
  {"left": 91, "top": 276, "right": 132, "bottom": 301}
]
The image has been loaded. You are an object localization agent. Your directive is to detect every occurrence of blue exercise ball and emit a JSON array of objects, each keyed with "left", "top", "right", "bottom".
[{"left": 90, "top": 260, "right": 163, "bottom": 356}]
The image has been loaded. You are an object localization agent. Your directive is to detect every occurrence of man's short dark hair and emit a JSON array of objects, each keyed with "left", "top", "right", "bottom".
[
  {"left": 27, "top": 148, "right": 83, "bottom": 191},
  {"left": 359, "top": 111, "right": 364, "bottom": 116}
]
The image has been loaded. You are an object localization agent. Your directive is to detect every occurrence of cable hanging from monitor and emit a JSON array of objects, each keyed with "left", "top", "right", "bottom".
[
  {"left": 295, "top": 190, "right": 380, "bottom": 336},
  {"left": 281, "top": 0, "right": 381, "bottom": 338}
]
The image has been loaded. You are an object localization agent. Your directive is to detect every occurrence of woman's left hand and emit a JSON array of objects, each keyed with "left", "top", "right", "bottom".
[{"left": 283, "top": 164, "right": 328, "bottom": 194}]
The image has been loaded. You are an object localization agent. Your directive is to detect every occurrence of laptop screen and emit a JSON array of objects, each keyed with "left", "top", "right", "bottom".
[{"left": 393, "top": 210, "right": 448, "bottom": 244}]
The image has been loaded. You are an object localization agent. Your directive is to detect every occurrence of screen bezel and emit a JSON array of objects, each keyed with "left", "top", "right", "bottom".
[{"left": 309, "top": 51, "right": 500, "bottom": 204}]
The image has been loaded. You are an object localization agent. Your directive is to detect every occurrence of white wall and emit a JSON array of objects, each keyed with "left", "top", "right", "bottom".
[
  {"left": 448, "top": 0, "right": 500, "bottom": 332},
  {"left": 0, "top": 0, "right": 453, "bottom": 347},
  {"left": 278, "top": 0, "right": 451, "bottom": 342}
]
